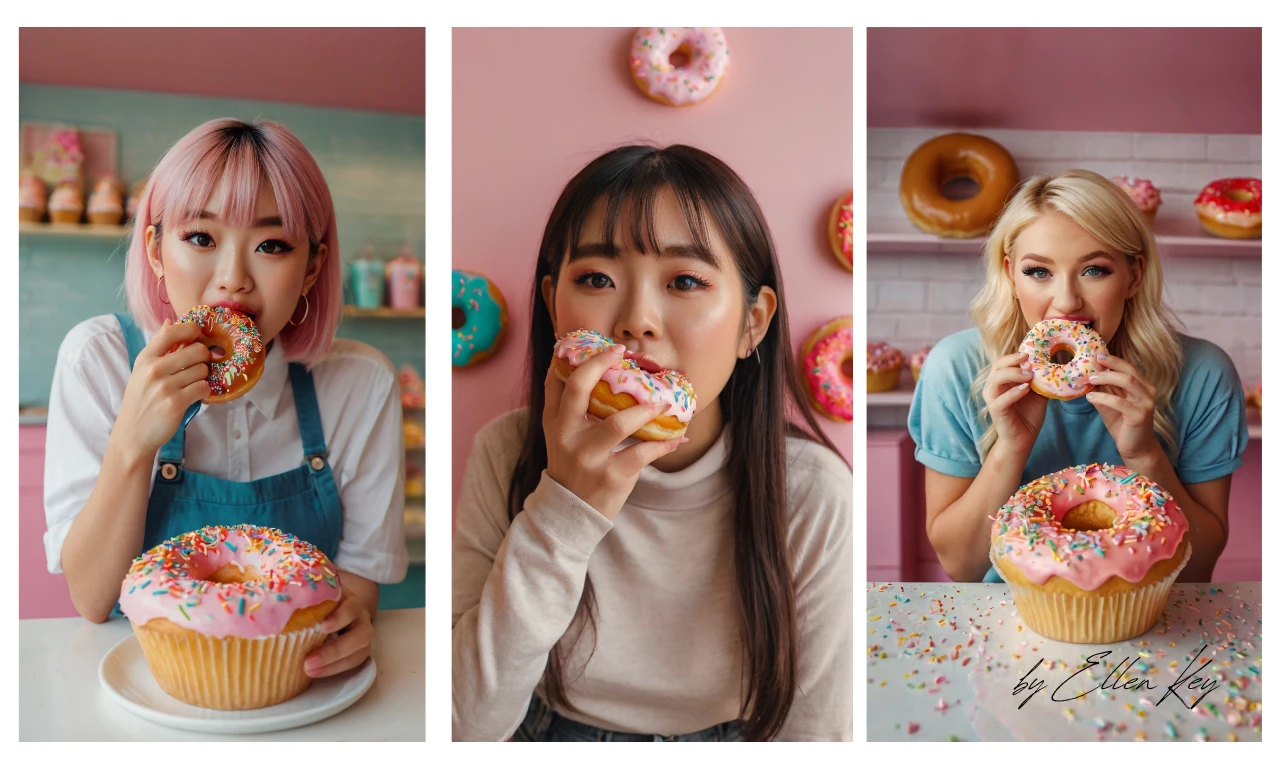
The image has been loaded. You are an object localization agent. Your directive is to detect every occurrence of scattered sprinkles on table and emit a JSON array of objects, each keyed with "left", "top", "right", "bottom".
[{"left": 867, "top": 582, "right": 1261, "bottom": 741}]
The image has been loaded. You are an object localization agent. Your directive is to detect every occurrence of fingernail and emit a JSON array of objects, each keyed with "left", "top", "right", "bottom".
[
  {"left": 611, "top": 344, "right": 626, "bottom": 354},
  {"left": 679, "top": 437, "right": 690, "bottom": 444},
  {"left": 1098, "top": 353, "right": 1107, "bottom": 359},
  {"left": 1018, "top": 383, "right": 1029, "bottom": 390},
  {"left": 1086, "top": 392, "right": 1098, "bottom": 400},
  {"left": 1088, "top": 373, "right": 1099, "bottom": 381}
]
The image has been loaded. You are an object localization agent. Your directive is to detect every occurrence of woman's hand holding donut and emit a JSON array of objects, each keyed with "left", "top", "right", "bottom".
[
  {"left": 983, "top": 351, "right": 1047, "bottom": 457},
  {"left": 543, "top": 343, "right": 688, "bottom": 521},
  {"left": 1086, "top": 353, "right": 1161, "bottom": 463},
  {"left": 111, "top": 319, "right": 212, "bottom": 464},
  {"left": 305, "top": 590, "right": 374, "bottom": 678}
]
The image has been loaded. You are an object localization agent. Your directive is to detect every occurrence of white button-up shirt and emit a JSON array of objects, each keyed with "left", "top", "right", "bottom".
[{"left": 43, "top": 314, "right": 408, "bottom": 584}]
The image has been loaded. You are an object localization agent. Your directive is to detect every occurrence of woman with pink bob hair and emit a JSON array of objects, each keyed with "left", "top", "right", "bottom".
[{"left": 43, "top": 119, "right": 407, "bottom": 678}]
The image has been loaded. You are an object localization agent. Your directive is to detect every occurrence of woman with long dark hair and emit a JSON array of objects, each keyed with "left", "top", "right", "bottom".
[{"left": 452, "top": 145, "right": 852, "bottom": 741}]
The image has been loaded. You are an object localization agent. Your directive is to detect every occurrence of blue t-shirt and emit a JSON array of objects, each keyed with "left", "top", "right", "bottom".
[
  {"left": 909, "top": 328, "right": 1247, "bottom": 582},
  {"left": 909, "top": 327, "right": 1248, "bottom": 485}
]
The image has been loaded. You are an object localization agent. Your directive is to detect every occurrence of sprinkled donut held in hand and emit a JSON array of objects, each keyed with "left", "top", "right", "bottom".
[
  {"left": 453, "top": 269, "right": 508, "bottom": 367},
  {"left": 989, "top": 463, "right": 1191, "bottom": 643},
  {"left": 629, "top": 27, "right": 730, "bottom": 107},
  {"left": 827, "top": 190, "right": 853, "bottom": 271},
  {"left": 553, "top": 329, "right": 697, "bottom": 441},
  {"left": 1019, "top": 318, "right": 1107, "bottom": 401},
  {"left": 1194, "top": 177, "right": 1261, "bottom": 239},
  {"left": 172, "top": 305, "right": 264, "bottom": 404},
  {"left": 800, "top": 317, "right": 852, "bottom": 422}
]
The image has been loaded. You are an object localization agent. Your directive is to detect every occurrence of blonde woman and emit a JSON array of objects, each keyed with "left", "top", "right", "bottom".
[{"left": 908, "top": 169, "right": 1246, "bottom": 583}]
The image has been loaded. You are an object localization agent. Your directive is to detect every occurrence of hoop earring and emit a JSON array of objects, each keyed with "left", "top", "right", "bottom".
[
  {"left": 289, "top": 293, "right": 310, "bottom": 326},
  {"left": 157, "top": 274, "right": 170, "bottom": 306}
]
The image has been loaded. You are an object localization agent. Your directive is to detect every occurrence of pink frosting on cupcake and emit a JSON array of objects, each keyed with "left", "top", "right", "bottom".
[{"left": 1112, "top": 176, "right": 1162, "bottom": 212}]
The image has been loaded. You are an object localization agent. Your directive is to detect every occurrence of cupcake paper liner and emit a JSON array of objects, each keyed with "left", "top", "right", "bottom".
[
  {"left": 132, "top": 622, "right": 329, "bottom": 710},
  {"left": 990, "top": 542, "right": 1191, "bottom": 644}
]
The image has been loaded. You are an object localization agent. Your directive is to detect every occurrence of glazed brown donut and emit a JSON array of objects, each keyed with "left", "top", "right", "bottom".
[{"left": 899, "top": 132, "right": 1020, "bottom": 238}]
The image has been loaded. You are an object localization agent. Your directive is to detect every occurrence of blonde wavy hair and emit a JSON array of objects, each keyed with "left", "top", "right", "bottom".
[{"left": 969, "top": 168, "right": 1184, "bottom": 461}]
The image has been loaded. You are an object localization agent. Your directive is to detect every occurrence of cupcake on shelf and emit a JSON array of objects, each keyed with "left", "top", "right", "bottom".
[
  {"left": 403, "top": 418, "right": 425, "bottom": 449},
  {"left": 398, "top": 364, "right": 425, "bottom": 410},
  {"left": 19, "top": 169, "right": 46, "bottom": 222},
  {"left": 867, "top": 341, "right": 904, "bottom": 393},
  {"left": 404, "top": 464, "right": 425, "bottom": 498},
  {"left": 909, "top": 345, "right": 932, "bottom": 384},
  {"left": 1111, "top": 176, "right": 1162, "bottom": 225},
  {"left": 87, "top": 175, "right": 125, "bottom": 225},
  {"left": 48, "top": 182, "right": 84, "bottom": 224},
  {"left": 125, "top": 178, "right": 148, "bottom": 222}
]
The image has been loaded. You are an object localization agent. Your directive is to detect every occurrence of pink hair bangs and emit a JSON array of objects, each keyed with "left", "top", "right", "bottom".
[{"left": 124, "top": 118, "right": 342, "bottom": 367}]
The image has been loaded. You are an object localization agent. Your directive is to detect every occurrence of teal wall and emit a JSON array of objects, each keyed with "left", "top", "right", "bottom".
[{"left": 18, "top": 84, "right": 425, "bottom": 406}]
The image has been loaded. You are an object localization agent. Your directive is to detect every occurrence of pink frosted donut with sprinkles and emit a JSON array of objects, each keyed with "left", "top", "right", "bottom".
[
  {"left": 800, "top": 317, "right": 852, "bottom": 422},
  {"left": 172, "top": 304, "right": 265, "bottom": 404},
  {"left": 990, "top": 463, "right": 1190, "bottom": 592},
  {"left": 1019, "top": 318, "right": 1107, "bottom": 401},
  {"left": 629, "top": 27, "right": 730, "bottom": 107},
  {"left": 119, "top": 524, "right": 343, "bottom": 709},
  {"left": 552, "top": 329, "right": 697, "bottom": 441},
  {"left": 119, "top": 524, "right": 342, "bottom": 637},
  {"left": 990, "top": 465, "right": 1191, "bottom": 642}
]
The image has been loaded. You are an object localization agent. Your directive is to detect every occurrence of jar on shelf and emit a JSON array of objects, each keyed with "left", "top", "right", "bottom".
[
  {"left": 349, "top": 246, "right": 385, "bottom": 308},
  {"left": 385, "top": 244, "right": 422, "bottom": 310}
]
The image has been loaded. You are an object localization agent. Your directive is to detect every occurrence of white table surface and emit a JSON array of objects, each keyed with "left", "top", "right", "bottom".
[
  {"left": 867, "top": 583, "right": 1262, "bottom": 742},
  {"left": 20, "top": 608, "right": 424, "bottom": 741}
]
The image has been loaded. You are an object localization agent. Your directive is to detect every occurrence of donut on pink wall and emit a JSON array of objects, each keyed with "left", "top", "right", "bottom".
[{"left": 628, "top": 27, "right": 730, "bottom": 107}]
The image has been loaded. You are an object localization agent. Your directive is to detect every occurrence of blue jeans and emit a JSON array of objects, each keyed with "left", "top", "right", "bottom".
[{"left": 513, "top": 695, "right": 743, "bottom": 742}]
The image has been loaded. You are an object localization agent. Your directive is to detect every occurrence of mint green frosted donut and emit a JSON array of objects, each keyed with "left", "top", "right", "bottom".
[{"left": 452, "top": 269, "right": 508, "bottom": 367}]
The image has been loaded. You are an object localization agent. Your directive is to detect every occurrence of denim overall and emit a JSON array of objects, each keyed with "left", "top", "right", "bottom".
[
  {"left": 115, "top": 313, "right": 344, "bottom": 562},
  {"left": 514, "top": 694, "right": 743, "bottom": 742}
]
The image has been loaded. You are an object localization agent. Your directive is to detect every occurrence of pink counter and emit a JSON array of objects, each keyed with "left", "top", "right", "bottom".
[
  {"left": 867, "top": 429, "right": 1262, "bottom": 582},
  {"left": 19, "top": 425, "right": 77, "bottom": 619}
]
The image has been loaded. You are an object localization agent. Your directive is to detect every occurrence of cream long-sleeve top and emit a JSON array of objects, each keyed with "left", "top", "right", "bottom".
[{"left": 452, "top": 408, "right": 853, "bottom": 741}]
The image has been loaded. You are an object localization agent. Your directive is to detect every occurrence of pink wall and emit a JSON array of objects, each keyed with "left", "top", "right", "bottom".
[
  {"left": 868, "top": 28, "right": 1261, "bottom": 134},
  {"left": 19, "top": 28, "right": 425, "bottom": 115},
  {"left": 452, "top": 28, "right": 853, "bottom": 511}
]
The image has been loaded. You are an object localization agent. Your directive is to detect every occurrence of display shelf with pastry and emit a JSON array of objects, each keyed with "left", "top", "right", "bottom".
[
  {"left": 18, "top": 220, "right": 132, "bottom": 238},
  {"left": 342, "top": 305, "right": 424, "bottom": 318},
  {"left": 867, "top": 219, "right": 1261, "bottom": 258}
]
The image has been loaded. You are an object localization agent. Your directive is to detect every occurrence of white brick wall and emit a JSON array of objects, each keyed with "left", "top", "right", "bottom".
[{"left": 868, "top": 127, "right": 1262, "bottom": 388}]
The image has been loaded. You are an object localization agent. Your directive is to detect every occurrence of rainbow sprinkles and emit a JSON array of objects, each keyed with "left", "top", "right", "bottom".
[{"left": 118, "top": 524, "right": 342, "bottom": 639}]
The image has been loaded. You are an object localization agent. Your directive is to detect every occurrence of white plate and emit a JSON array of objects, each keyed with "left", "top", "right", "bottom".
[{"left": 98, "top": 634, "right": 376, "bottom": 734}]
